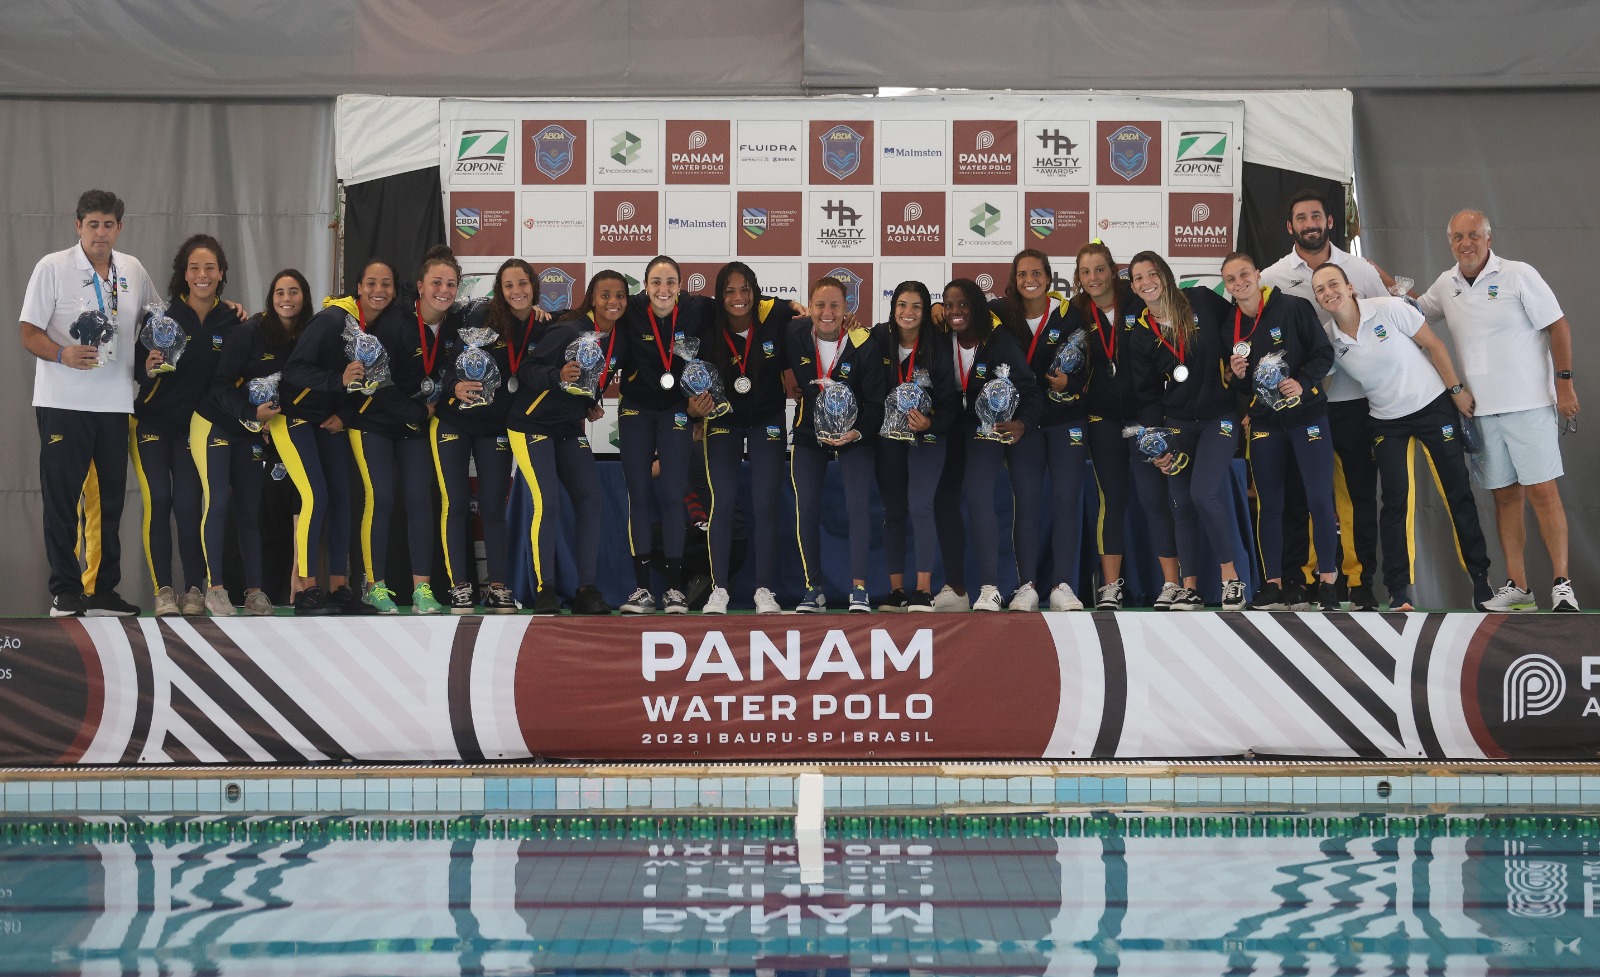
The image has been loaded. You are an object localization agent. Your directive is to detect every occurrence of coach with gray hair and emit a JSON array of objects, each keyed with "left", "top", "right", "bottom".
[{"left": 1418, "top": 209, "right": 1579, "bottom": 612}]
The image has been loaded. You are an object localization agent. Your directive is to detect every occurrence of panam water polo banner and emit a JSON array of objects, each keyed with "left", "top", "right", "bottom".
[{"left": 0, "top": 614, "right": 1594, "bottom": 765}]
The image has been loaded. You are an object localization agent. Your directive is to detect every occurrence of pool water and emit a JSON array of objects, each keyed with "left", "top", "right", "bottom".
[{"left": 3, "top": 813, "right": 1596, "bottom": 975}]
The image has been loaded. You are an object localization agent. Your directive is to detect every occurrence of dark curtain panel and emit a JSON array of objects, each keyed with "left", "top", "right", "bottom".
[
  {"left": 1237, "top": 162, "right": 1348, "bottom": 269},
  {"left": 342, "top": 167, "right": 447, "bottom": 299}
]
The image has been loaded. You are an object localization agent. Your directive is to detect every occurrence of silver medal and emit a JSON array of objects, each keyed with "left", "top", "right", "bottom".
[
  {"left": 507, "top": 376, "right": 519, "bottom": 393},
  {"left": 420, "top": 377, "right": 436, "bottom": 396},
  {"left": 1109, "top": 362, "right": 1117, "bottom": 378},
  {"left": 1233, "top": 342, "right": 1251, "bottom": 358},
  {"left": 1172, "top": 365, "right": 1190, "bottom": 383},
  {"left": 659, "top": 372, "right": 676, "bottom": 390},
  {"left": 734, "top": 376, "right": 752, "bottom": 394}
]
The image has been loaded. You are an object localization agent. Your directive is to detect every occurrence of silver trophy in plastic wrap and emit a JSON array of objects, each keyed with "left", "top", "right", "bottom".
[
  {"left": 139, "top": 303, "right": 187, "bottom": 377},
  {"left": 880, "top": 367, "right": 933, "bottom": 442},
  {"left": 70, "top": 298, "right": 116, "bottom": 367},
  {"left": 242, "top": 371, "right": 281, "bottom": 433},
  {"left": 675, "top": 336, "right": 731, "bottom": 419},
  {"left": 454, "top": 326, "right": 501, "bottom": 409},
  {"left": 976, "top": 363, "right": 1019, "bottom": 440},
  {"left": 563, "top": 330, "right": 607, "bottom": 398},
  {"left": 1253, "top": 350, "right": 1301, "bottom": 411},
  {"left": 1134, "top": 425, "right": 1190, "bottom": 476},
  {"left": 813, "top": 377, "right": 858, "bottom": 445},
  {"left": 1047, "top": 328, "right": 1088, "bottom": 403},
  {"left": 342, "top": 315, "right": 391, "bottom": 395}
]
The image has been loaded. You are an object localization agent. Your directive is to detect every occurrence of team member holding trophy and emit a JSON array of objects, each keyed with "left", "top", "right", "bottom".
[
  {"left": 133, "top": 234, "right": 235, "bottom": 617},
  {"left": 431, "top": 258, "right": 545, "bottom": 614},
  {"left": 507, "top": 270, "right": 624, "bottom": 616},
  {"left": 1218, "top": 252, "right": 1341, "bottom": 611},
  {"left": 1128, "top": 252, "right": 1249, "bottom": 611},
  {"left": 193, "top": 268, "right": 313, "bottom": 616},
  {"left": 872, "top": 280, "right": 960, "bottom": 612},
  {"left": 697, "top": 263, "right": 800, "bottom": 615},
  {"left": 784, "top": 276, "right": 885, "bottom": 613},
  {"left": 935, "top": 278, "right": 1041, "bottom": 612},
  {"left": 276, "top": 258, "right": 396, "bottom": 616}
]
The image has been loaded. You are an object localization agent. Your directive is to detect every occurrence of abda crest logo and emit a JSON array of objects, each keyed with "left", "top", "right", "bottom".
[
  {"left": 820, "top": 124, "right": 864, "bottom": 180},
  {"left": 1503, "top": 653, "right": 1565, "bottom": 721},
  {"left": 533, "top": 124, "right": 576, "bottom": 180}
]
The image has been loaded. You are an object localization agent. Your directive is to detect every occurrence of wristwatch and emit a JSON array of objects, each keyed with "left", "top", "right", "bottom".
[
  {"left": 1448, "top": 383, "right": 1465, "bottom": 395},
  {"left": 1557, "top": 370, "right": 1574, "bottom": 380}
]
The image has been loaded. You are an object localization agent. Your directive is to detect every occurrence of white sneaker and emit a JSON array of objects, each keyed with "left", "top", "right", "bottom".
[
  {"left": 1153, "top": 581, "right": 1184, "bottom": 610},
  {"left": 620, "top": 588, "right": 656, "bottom": 614},
  {"left": 203, "top": 587, "right": 236, "bottom": 617},
  {"left": 1007, "top": 582, "right": 1040, "bottom": 611},
  {"left": 931, "top": 585, "right": 968, "bottom": 612},
  {"left": 154, "top": 586, "right": 180, "bottom": 618},
  {"left": 1221, "top": 578, "right": 1248, "bottom": 611},
  {"left": 972, "top": 584, "right": 1003, "bottom": 612},
  {"left": 703, "top": 587, "right": 730, "bottom": 615},
  {"left": 754, "top": 587, "right": 782, "bottom": 615},
  {"left": 1482, "top": 579, "right": 1537, "bottom": 612},
  {"left": 1048, "top": 582, "right": 1084, "bottom": 611},
  {"left": 1552, "top": 579, "right": 1579, "bottom": 613}
]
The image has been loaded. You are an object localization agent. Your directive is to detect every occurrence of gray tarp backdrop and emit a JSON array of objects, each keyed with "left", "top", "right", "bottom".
[{"left": 1, "top": 1, "right": 1596, "bottom": 613}]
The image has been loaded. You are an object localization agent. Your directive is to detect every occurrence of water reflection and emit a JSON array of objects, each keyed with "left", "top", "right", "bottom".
[{"left": 1, "top": 816, "right": 1597, "bottom": 975}]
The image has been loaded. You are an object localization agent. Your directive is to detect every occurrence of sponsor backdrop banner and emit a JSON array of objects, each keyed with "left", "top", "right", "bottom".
[
  {"left": 0, "top": 614, "right": 1594, "bottom": 765},
  {"left": 438, "top": 94, "right": 1245, "bottom": 325}
]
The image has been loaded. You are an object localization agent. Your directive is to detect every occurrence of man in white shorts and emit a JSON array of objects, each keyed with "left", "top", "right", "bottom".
[{"left": 1418, "top": 209, "right": 1578, "bottom": 612}]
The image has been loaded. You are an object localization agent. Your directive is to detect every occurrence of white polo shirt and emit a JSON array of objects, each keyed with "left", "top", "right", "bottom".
[
  {"left": 1418, "top": 251, "right": 1564, "bottom": 416},
  {"left": 1327, "top": 296, "right": 1443, "bottom": 420},
  {"left": 20, "top": 243, "right": 159, "bottom": 413},
  {"left": 1260, "top": 243, "right": 1390, "bottom": 403}
]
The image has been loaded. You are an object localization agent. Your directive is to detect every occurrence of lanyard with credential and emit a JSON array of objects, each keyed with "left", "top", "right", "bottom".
[{"left": 91, "top": 259, "right": 119, "bottom": 317}]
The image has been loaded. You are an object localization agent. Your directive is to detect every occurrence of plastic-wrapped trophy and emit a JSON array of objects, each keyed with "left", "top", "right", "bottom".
[
  {"left": 139, "top": 303, "right": 187, "bottom": 377},
  {"left": 880, "top": 367, "right": 934, "bottom": 441},
  {"left": 1135, "top": 425, "right": 1190, "bottom": 476},
  {"left": 70, "top": 299, "right": 116, "bottom": 367},
  {"left": 242, "top": 372, "right": 282, "bottom": 433},
  {"left": 976, "top": 363, "right": 1019, "bottom": 440},
  {"left": 342, "top": 315, "right": 391, "bottom": 395},
  {"left": 675, "top": 336, "right": 731, "bottom": 419},
  {"left": 1388, "top": 276, "right": 1415, "bottom": 298},
  {"left": 454, "top": 326, "right": 501, "bottom": 409},
  {"left": 1047, "top": 328, "right": 1088, "bottom": 403},
  {"left": 563, "top": 330, "right": 607, "bottom": 398},
  {"left": 814, "top": 377, "right": 858, "bottom": 445},
  {"left": 1253, "top": 350, "right": 1301, "bottom": 411}
]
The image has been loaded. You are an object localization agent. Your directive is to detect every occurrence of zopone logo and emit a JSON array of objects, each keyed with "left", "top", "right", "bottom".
[{"left": 1503, "top": 653, "right": 1565, "bottom": 721}]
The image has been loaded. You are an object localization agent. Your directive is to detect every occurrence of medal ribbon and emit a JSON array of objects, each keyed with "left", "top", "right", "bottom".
[
  {"left": 1024, "top": 298, "right": 1052, "bottom": 363},
  {"left": 814, "top": 331, "right": 845, "bottom": 382},
  {"left": 505, "top": 311, "right": 533, "bottom": 378},
  {"left": 898, "top": 336, "right": 920, "bottom": 384},
  {"left": 649, "top": 302, "right": 678, "bottom": 379},
  {"left": 1144, "top": 309, "right": 1186, "bottom": 367},
  {"left": 954, "top": 340, "right": 976, "bottom": 395},
  {"left": 1233, "top": 290, "right": 1269, "bottom": 349},
  {"left": 1089, "top": 297, "right": 1115, "bottom": 366},
  {"left": 417, "top": 305, "right": 442, "bottom": 378},
  {"left": 723, "top": 324, "right": 756, "bottom": 381},
  {"left": 595, "top": 313, "right": 621, "bottom": 393}
]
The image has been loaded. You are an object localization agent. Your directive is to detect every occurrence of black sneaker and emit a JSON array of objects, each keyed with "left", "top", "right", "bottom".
[
  {"left": 85, "top": 591, "right": 139, "bottom": 617},
  {"left": 1348, "top": 583, "right": 1379, "bottom": 611},
  {"left": 1172, "top": 587, "right": 1206, "bottom": 611},
  {"left": 531, "top": 588, "right": 562, "bottom": 616},
  {"left": 482, "top": 583, "right": 518, "bottom": 614},
  {"left": 50, "top": 592, "right": 87, "bottom": 617},
  {"left": 1248, "top": 581, "right": 1286, "bottom": 611},
  {"left": 1316, "top": 581, "right": 1341, "bottom": 611},
  {"left": 877, "top": 588, "right": 908, "bottom": 612},
  {"left": 331, "top": 584, "right": 380, "bottom": 615},
  {"left": 1388, "top": 585, "right": 1414, "bottom": 611},
  {"left": 906, "top": 589, "right": 933, "bottom": 612},
  {"left": 293, "top": 587, "right": 336, "bottom": 616},
  {"left": 1471, "top": 572, "right": 1493, "bottom": 612},
  {"left": 448, "top": 581, "right": 476, "bottom": 614},
  {"left": 572, "top": 584, "right": 612, "bottom": 615}
]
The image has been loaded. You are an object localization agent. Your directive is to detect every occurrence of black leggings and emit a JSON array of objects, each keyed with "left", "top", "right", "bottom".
[
  {"left": 350, "top": 429, "right": 434, "bottom": 582},
  {"left": 1248, "top": 415, "right": 1337, "bottom": 581},
  {"left": 876, "top": 438, "right": 946, "bottom": 578},
  {"left": 1165, "top": 412, "right": 1243, "bottom": 577},
  {"left": 191, "top": 416, "right": 265, "bottom": 591},
  {"left": 431, "top": 418, "right": 513, "bottom": 587},
  {"left": 618, "top": 404, "right": 692, "bottom": 561},
  {"left": 36, "top": 408, "right": 128, "bottom": 598},
  {"left": 1085, "top": 416, "right": 1176, "bottom": 561},
  {"left": 1371, "top": 393, "right": 1491, "bottom": 588},
  {"left": 1007, "top": 423, "right": 1090, "bottom": 590},
  {"left": 703, "top": 420, "right": 787, "bottom": 590},
  {"left": 130, "top": 417, "right": 205, "bottom": 592},
  {"left": 511, "top": 430, "right": 602, "bottom": 589},
  {"left": 791, "top": 438, "right": 875, "bottom": 588},
  {"left": 934, "top": 434, "right": 969, "bottom": 591},
  {"left": 270, "top": 415, "right": 352, "bottom": 579}
]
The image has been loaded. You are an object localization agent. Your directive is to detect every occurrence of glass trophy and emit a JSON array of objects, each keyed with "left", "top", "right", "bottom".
[
  {"left": 1253, "top": 350, "right": 1301, "bottom": 411},
  {"left": 342, "top": 315, "right": 391, "bottom": 395},
  {"left": 880, "top": 367, "right": 933, "bottom": 442},
  {"left": 675, "top": 336, "right": 731, "bottom": 419},
  {"left": 138, "top": 303, "right": 187, "bottom": 377},
  {"left": 454, "top": 326, "right": 501, "bottom": 409},
  {"left": 70, "top": 299, "right": 116, "bottom": 368},
  {"left": 563, "top": 330, "right": 606, "bottom": 398},
  {"left": 1047, "top": 329, "right": 1088, "bottom": 403},
  {"left": 1134, "top": 425, "right": 1190, "bottom": 476},
  {"left": 975, "top": 363, "right": 1019, "bottom": 440},
  {"left": 242, "top": 371, "right": 281, "bottom": 433},
  {"left": 813, "top": 377, "right": 858, "bottom": 445}
]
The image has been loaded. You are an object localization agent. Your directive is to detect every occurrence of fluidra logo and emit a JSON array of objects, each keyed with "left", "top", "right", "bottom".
[{"left": 1501, "top": 653, "right": 1600, "bottom": 719}]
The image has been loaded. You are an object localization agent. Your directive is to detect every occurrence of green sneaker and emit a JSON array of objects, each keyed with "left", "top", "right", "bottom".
[
  {"left": 412, "top": 582, "right": 445, "bottom": 615},
  {"left": 364, "top": 581, "right": 399, "bottom": 614}
]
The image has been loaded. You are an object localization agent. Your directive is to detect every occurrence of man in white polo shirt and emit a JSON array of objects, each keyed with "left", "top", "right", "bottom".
[
  {"left": 19, "top": 189, "right": 160, "bottom": 617},
  {"left": 1419, "top": 210, "right": 1578, "bottom": 612},
  {"left": 1260, "top": 189, "right": 1396, "bottom": 610}
]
